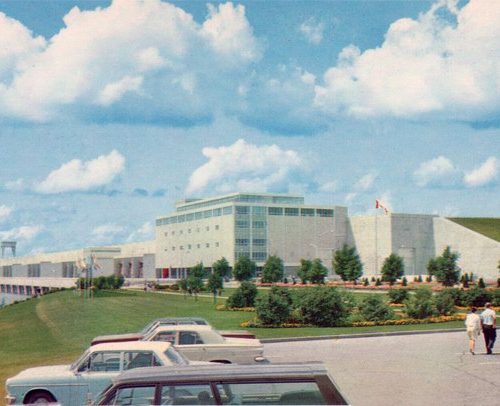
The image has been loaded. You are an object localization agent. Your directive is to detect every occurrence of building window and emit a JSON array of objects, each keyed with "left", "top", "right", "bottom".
[
  {"left": 206, "top": 243, "right": 210, "bottom": 248},
  {"left": 206, "top": 226, "right": 209, "bottom": 231},
  {"left": 268, "top": 207, "right": 283, "bottom": 215},
  {"left": 236, "top": 220, "right": 249, "bottom": 228},
  {"left": 172, "top": 246, "right": 175, "bottom": 251},
  {"left": 180, "top": 246, "right": 184, "bottom": 250},
  {"left": 215, "top": 225, "right": 219, "bottom": 230},
  {"left": 179, "top": 230, "right": 183, "bottom": 234},
  {"left": 285, "top": 207, "right": 299, "bottom": 216},
  {"left": 222, "top": 206, "right": 233, "bottom": 215},
  {"left": 188, "top": 229, "right": 191, "bottom": 233},
  {"left": 235, "top": 251, "right": 251, "bottom": 260},
  {"left": 301, "top": 208, "right": 315, "bottom": 217},
  {"left": 253, "top": 239, "right": 266, "bottom": 246},
  {"left": 178, "top": 214, "right": 185, "bottom": 223},
  {"left": 236, "top": 206, "right": 250, "bottom": 215},
  {"left": 195, "top": 211, "right": 203, "bottom": 220},
  {"left": 252, "top": 220, "right": 266, "bottom": 228},
  {"left": 172, "top": 231, "right": 175, "bottom": 235},
  {"left": 213, "top": 208, "right": 222, "bottom": 217},
  {"left": 252, "top": 206, "right": 266, "bottom": 215},
  {"left": 186, "top": 213, "right": 194, "bottom": 221},
  {"left": 215, "top": 242, "right": 219, "bottom": 247},
  {"left": 164, "top": 248, "right": 168, "bottom": 252},
  {"left": 197, "top": 244, "right": 200, "bottom": 249},
  {"left": 188, "top": 244, "right": 192, "bottom": 249},
  {"left": 317, "top": 209, "right": 334, "bottom": 217},
  {"left": 252, "top": 252, "right": 267, "bottom": 261},
  {"left": 164, "top": 232, "right": 168, "bottom": 236},
  {"left": 236, "top": 238, "right": 249, "bottom": 246},
  {"left": 204, "top": 210, "right": 212, "bottom": 218}
]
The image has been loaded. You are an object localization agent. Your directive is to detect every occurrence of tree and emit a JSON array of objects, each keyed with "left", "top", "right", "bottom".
[
  {"left": 309, "top": 258, "right": 328, "bottom": 284},
  {"left": 227, "top": 281, "right": 258, "bottom": 308},
  {"left": 359, "top": 296, "right": 395, "bottom": 322},
  {"left": 212, "top": 257, "right": 231, "bottom": 280},
  {"left": 381, "top": 253, "right": 405, "bottom": 286},
  {"left": 261, "top": 255, "right": 284, "bottom": 283},
  {"left": 298, "top": 287, "right": 352, "bottom": 327},
  {"left": 187, "top": 262, "right": 205, "bottom": 300},
  {"left": 233, "top": 256, "right": 256, "bottom": 281},
  {"left": 255, "top": 289, "right": 291, "bottom": 326},
  {"left": 428, "top": 246, "right": 460, "bottom": 287},
  {"left": 332, "top": 245, "right": 363, "bottom": 284},
  {"left": 206, "top": 271, "right": 223, "bottom": 303},
  {"left": 297, "top": 259, "right": 312, "bottom": 284}
]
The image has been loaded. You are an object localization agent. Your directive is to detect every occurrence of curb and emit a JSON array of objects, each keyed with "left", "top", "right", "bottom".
[{"left": 261, "top": 328, "right": 468, "bottom": 343}]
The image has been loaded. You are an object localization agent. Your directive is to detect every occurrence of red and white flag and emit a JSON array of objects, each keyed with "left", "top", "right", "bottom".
[{"left": 375, "top": 199, "right": 389, "bottom": 214}]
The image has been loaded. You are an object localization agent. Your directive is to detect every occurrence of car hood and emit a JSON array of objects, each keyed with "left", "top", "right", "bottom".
[
  {"left": 7, "top": 365, "right": 72, "bottom": 385},
  {"left": 91, "top": 332, "right": 143, "bottom": 345}
]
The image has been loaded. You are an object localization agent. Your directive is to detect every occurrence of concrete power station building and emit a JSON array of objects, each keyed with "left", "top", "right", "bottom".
[{"left": 1, "top": 192, "right": 499, "bottom": 297}]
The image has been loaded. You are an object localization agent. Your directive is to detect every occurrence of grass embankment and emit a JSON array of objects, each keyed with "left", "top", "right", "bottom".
[
  {"left": 448, "top": 217, "right": 500, "bottom": 242},
  {"left": 0, "top": 289, "right": 464, "bottom": 400}
]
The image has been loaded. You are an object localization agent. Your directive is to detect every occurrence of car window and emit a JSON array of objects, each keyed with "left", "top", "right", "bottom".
[
  {"left": 111, "top": 386, "right": 156, "bottom": 405},
  {"left": 216, "top": 381, "right": 326, "bottom": 405},
  {"left": 160, "top": 384, "right": 214, "bottom": 405},
  {"left": 165, "top": 347, "right": 188, "bottom": 365},
  {"left": 123, "top": 352, "right": 161, "bottom": 370},
  {"left": 152, "top": 331, "right": 177, "bottom": 344},
  {"left": 79, "top": 352, "right": 121, "bottom": 372},
  {"left": 178, "top": 331, "right": 204, "bottom": 345}
]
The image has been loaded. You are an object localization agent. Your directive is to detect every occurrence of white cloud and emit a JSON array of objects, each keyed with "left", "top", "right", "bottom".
[
  {"left": 299, "top": 17, "right": 324, "bottom": 45},
  {"left": 0, "top": 205, "right": 12, "bottom": 223},
  {"left": 36, "top": 150, "right": 125, "bottom": 193},
  {"left": 4, "top": 178, "right": 25, "bottom": 192},
  {"left": 318, "top": 181, "right": 338, "bottom": 193},
  {"left": 315, "top": 0, "right": 500, "bottom": 120},
  {"left": 464, "top": 157, "right": 498, "bottom": 187},
  {"left": 127, "top": 222, "right": 154, "bottom": 242},
  {"left": 0, "top": 225, "right": 42, "bottom": 241},
  {"left": 91, "top": 223, "right": 125, "bottom": 244},
  {"left": 344, "top": 172, "right": 377, "bottom": 203},
  {"left": 186, "top": 139, "right": 307, "bottom": 195},
  {"left": 413, "top": 156, "right": 461, "bottom": 187},
  {"left": 0, "top": 1, "right": 260, "bottom": 122}
]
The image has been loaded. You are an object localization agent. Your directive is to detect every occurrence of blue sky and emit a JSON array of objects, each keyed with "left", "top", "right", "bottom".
[{"left": 0, "top": 0, "right": 498, "bottom": 255}]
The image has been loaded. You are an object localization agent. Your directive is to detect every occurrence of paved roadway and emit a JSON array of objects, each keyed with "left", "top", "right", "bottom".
[{"left": 263, "top": 331, "right": 500, "bottom": 405}]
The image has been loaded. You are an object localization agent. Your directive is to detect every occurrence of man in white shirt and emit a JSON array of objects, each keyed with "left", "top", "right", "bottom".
[{"left": 480, "top": 302, "right": 497, "bottom": 355}]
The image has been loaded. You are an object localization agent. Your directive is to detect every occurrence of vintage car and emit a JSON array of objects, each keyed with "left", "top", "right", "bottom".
[
  {"left": 5, "top": 341, "right": 203, "bottom": 406},
  {"left": 91, "top": 317, "right": 255, "bottom": 346},
  {"left": 95, "top": 362, "right": 349, "bottom": 405},
  {"left": 142, "top": 325, "right": 267, "bottom": 364}
]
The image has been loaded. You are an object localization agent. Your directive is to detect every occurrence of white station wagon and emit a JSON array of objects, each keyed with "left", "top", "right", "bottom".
[
  {"left": 6, "top": 341, "right": 196, "bottom": 406},
  {"left": 143, "top": 325, "right": 267, "bottom": 364}
]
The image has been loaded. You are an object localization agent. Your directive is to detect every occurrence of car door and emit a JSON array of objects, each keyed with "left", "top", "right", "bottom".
[{"left": 175, "top": 331, "right": 208, "bottom": 361}]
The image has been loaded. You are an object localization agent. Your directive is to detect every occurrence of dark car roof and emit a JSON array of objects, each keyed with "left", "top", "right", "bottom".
[{"left": 111, "top": 363, "right": 329, "bottom": 386}]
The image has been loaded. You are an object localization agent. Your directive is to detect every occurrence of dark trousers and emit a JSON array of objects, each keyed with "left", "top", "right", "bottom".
[{"left": 482, "top": 325, "right": 497, "bottom": 353}]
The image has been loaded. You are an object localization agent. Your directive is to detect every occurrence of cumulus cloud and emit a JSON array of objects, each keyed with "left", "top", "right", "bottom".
[
  {"left": 0, "top": 225, "right": 42, "bottom": 241},
  {"left": 299, "top": 17, "right": 324, "bottom": 44},
  {"left": 4, "top": 178, "right": 26, "bottom": 192},
  {"left": 186, "top": 139, "right": 308, "bottom": 195},
  {"left": 345, "top": 172, "right": 377, "bottom": 203},
  {"left": 0, "top": 1, "right": 260, "bottom": 123},
  {"left": 36, "top": 150, "right": 125, "bottom": 194},
  {"left": 315, "top": 0, "right": 500, "bottom": 121},
  {"left": 127, "top": 222, "right": 154, "bottom": 242},
  {"left": 413, "top": 156, "right": 461, "bottom": 187},
  {"left": 464, "top": 157, "right": 498, "bottom": 187},
  {"left": 91, "top": 223, "right": 125, "bottom": 244},
  {"left": 0, "top": 205, "right": 12, "bottom": 223},
  {"left": 318, "top": 181, "right": 338, "bottom": 193}
]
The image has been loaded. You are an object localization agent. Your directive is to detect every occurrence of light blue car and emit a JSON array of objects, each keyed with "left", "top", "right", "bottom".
[{"left": 6, "top": 341, "right": 190, "bottom": 405}]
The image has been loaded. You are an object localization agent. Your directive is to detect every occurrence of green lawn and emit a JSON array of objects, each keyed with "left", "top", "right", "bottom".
[
  {"left": 0, "top": 288, "right": 462, "bottom": 401},
  {"left": 448, "top": 217, "right": 500, "bottom": 242}
]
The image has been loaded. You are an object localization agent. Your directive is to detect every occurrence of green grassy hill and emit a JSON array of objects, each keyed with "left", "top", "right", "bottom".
[{"left": 448, "top": 217, "right": 500, "bottom": 242}]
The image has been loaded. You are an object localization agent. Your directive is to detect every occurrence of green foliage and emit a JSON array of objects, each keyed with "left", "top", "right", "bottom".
[
  {"left": 375, "top": 278, "right": 382, "bottom": 286},
  {"left": 441, "top": 288, "right": 467, "bottom": 306},
  {"left": 255, "top": 288, "right": 291, "bottom": 326},
  {"left": 497, "top": 278, "right": 500, "bottom": 288},
  {"left": 427, "top": 246, "right": 460, "bottom": 287},
  {"left": 269, "top": 286, "right": 293, "bottom": 306},
  {"left": 212, "top": 257, "right": 231, "bottom": 280},
  {"left": 309, "top": 258, "right": 328, "bottom": 284},
  {"left": 402, "top": 276, "right": 408, "bottom": 287},
  {"left": 359, "top": 296, "right": 394, "bottom": 322},
  {"left": 465, "top": 287, "right": 492, "bottom": 307},
  {"left": 387, "top": 288, "right": 409, "bottom": 304},
  {"left": 404, "top": 288, "right": 436, "bottom": 319},
  {"left": 186, "top": 263, "right": 205, "bottom": 299},
  {"left": 434, "top": 291, "right": 456, "bottom": 316},
  {"left": 492, "top": 289, "right": 500, "bottom": 307},
  {"left": 75, "top": 274, "right": 124, "bottom": 290},
  {"left": 226, "top": 281, "right": 258, "bottom": 308},
  {"left": 233, "top": 256, "right": 256, "bottom": 281},
  {"left": 448, "top": 217, "right": 500, "bottom": 242},
  {"left": 298, "top": 287, "right": 352, "bottom": 327},
  {"left": 363, "top": 278, "right": 369, "bottom": 287},
  {"left": 297, "top": 259, "right": 312, "bottom": 284},
  {"left": 206, "top": 271, "right": 224, "bottom": 302},
  {"left": 332, "top": 244, "right": 363, "bottom": 283},
  {"left": 417, "top": 274, "right": 423, "bottom": 283},
  {"left": 478, "top": 278, "right": 486, "bottom": 288},
  {"left": 261, "top": 255, "right": 284, "bottom": 283},
  {"left": 381, "top": 253, "right": 405, "bottom": 285},
  {"left": 178, "top": 278, "right": 188, "bottom": 292}
]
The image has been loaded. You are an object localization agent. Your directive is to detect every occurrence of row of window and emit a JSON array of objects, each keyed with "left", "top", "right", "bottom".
[
  {"left": 268, "top": 207, "right": 334, "bottom": 217},
  {"left": 156, "top": 207, "right": 233, "bottom": 226},
  {"left": 235, "top": 220, "right": 266, "bottom": 229},
  {"left": 165, "top": 242, "right": 220, "bottom": 252},
  {"left": 164, "top": 225, "right": 219, "bottom": 237},
  {"left": 235, "top": 239, "right": 266, "bottom": 246},
  {"left": 235, "top": 251, "right": 268, "bottom": 261}
]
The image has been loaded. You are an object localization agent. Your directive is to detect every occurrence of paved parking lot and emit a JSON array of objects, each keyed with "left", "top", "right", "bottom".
[{"left": 264, "top": 331, "right": 500, "bottom": 405}]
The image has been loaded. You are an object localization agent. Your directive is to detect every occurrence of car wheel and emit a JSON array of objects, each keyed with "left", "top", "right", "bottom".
[{"left": 24, "top": 391, "right": 56, "bottom": 404}]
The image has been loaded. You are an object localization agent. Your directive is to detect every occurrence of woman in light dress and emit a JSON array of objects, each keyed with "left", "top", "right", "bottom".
[{"left": 465, "top": 306, "right": 481, "bottom": 355}]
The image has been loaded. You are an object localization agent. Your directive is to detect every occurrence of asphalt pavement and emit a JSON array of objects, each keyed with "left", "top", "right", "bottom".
[{"left": 263, "top": 331, "right": 500, "bottom": 405}]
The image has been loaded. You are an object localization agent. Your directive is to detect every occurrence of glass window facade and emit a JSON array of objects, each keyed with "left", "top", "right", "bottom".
[
  {"left": 285, "top": 207, "right": 299, "bottom": 216},
  {"left": 268, "top": 207, "right": 283, "bottom": 215}
]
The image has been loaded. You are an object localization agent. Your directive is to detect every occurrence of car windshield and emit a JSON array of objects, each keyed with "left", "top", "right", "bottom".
[
  {"left": 70, "top": 348, "right": 90, "bottom": 371},
  {"left": 165, "top": 347, "right": 188, "bottom": 365},
  {"left": 140, "top": 321, "right": 158, "bottom": 335}
]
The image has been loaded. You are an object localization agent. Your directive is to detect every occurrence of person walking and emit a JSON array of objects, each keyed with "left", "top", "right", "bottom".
[
  {"left": 480, "top": 302, "right": 497, "bottom": 354},
  {"left": 465, "top": 307, "right": 481, "bottom": 354}
]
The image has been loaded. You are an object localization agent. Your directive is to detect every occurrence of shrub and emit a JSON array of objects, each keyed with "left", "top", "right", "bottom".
[
  {"left": 375, "top": 278, "right": 382, "bottom": 286},
  {"left": 442, "top": 288, "right": 467, "bottom": 306},
  {"left": 371, "top": 276, "right": 376, "bottom": 282},
  {"left": 388, "top": 288, "right": 409, "bottom": 304},
  {"left": 417, "top": 275, "right": 423, "bottom": 283},
  {"left": 405, "top": 288, "right": 436, "bottom": 319},
  {"left": 492, "top": 289, "right": 500, "bottom": 307},
  {"left": 227, "top": 281, "right": 258, "bottom": 308},
  {"left": 359, "top": 296, "right": 395, "bottom": 322},
  {"left": 465, "top": 287, "right": 492, "bottom": 307},
  {"left": 298, "top": 287, "right": 351, "bottom": 327},
  {"left": 478, "top": 278, "right": 486, "bottom": 288},
  {"left": 363, "top": 278, "right": 369, "bottom": 287},
  {"left": 401, "top": 277, "right": 408, "bottom": 287},
  {"left": 413, "top": 276, "right": 418, "bottom": 282},
  {"left": 497, "top": 278, "right": 500, "bottom": 288},
  {"left": 434, "top": 290, "right": 456, "bottom": 316},
  {"left": 255, "top": 289, "right": 291, "bottom": 326}
]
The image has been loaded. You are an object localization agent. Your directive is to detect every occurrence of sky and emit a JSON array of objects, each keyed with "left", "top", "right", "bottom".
[{"left": 0, "top": 0, "right": 498, "bottom": 255}]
